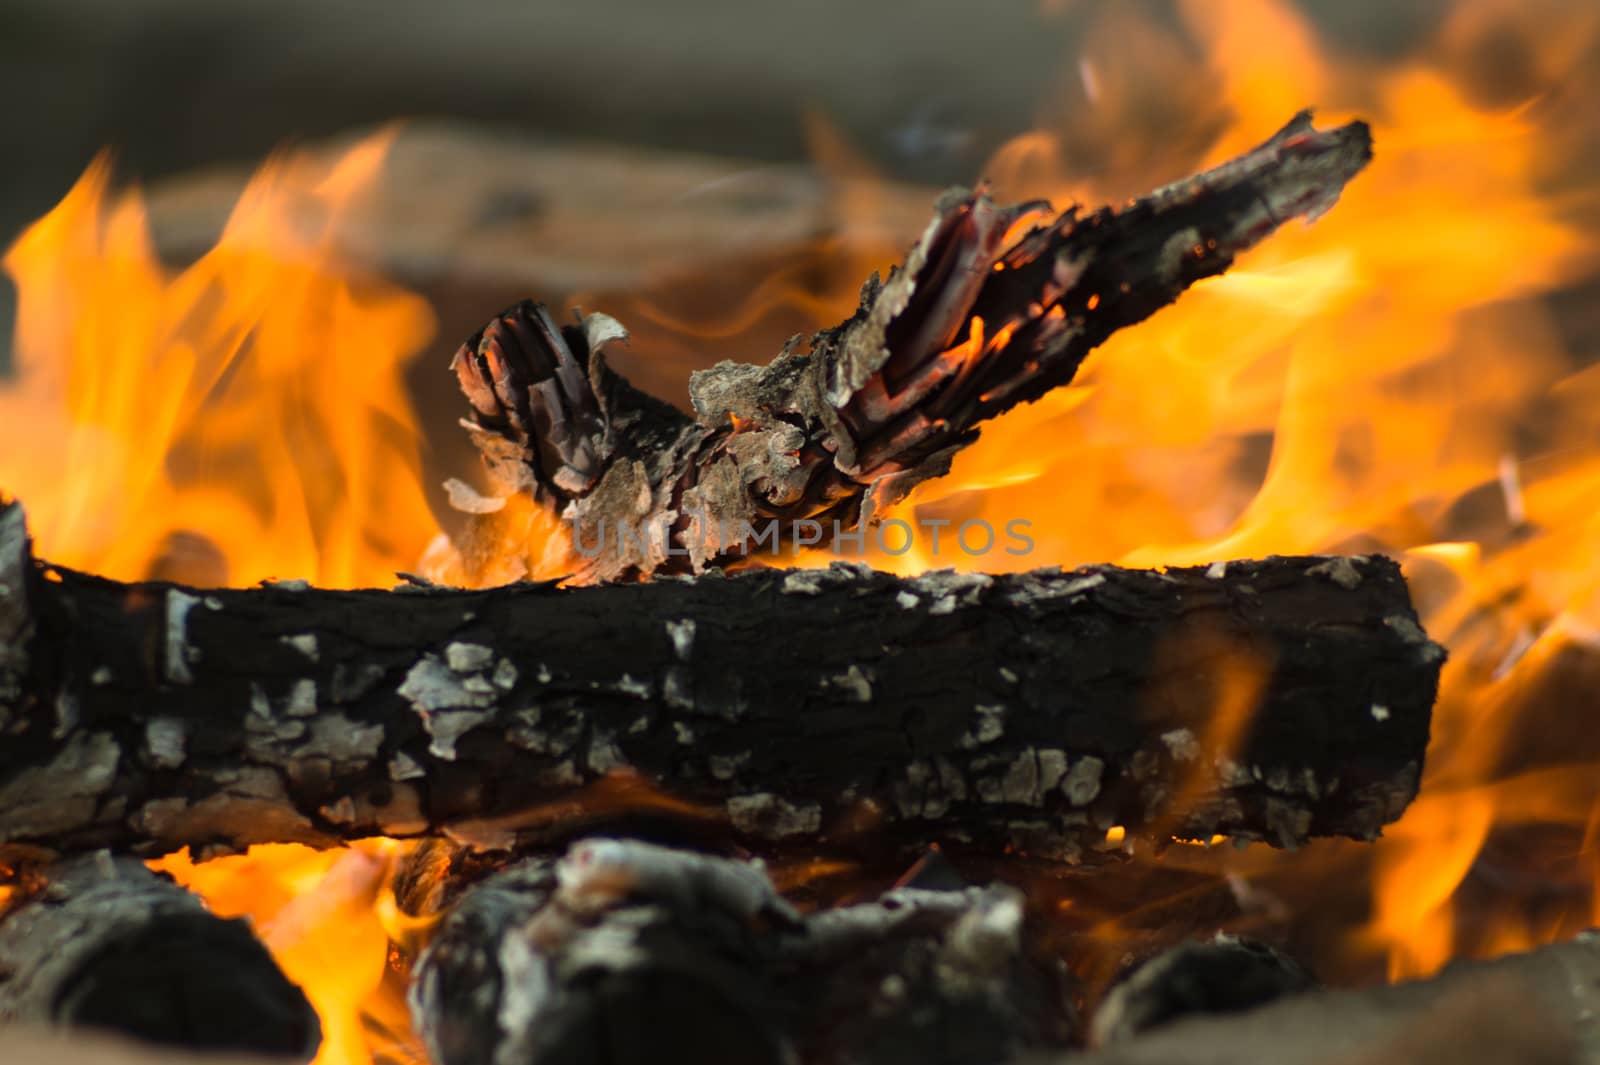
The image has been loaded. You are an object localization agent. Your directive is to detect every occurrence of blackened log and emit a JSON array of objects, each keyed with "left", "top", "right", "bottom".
[
  {"left": 1087, "top": 934, "right": 1316, "bottom": 1047},
  {"left": 408, "top": 839, "right": 1076, "bottom": 1065},
  {"left": 440, "top": 112, "right": 1372, "bottom": 584},
  {"left": 0, "top": 501, "right": 1441, "bottom": 865},
  {"left": 0, "top": 852, "right": 319, "bottom": 1060},
  {"left": 1047, "top": 933, "right": 1600, "bottom": 1065}
]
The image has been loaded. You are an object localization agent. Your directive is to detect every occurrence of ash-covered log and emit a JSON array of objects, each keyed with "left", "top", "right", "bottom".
[
  {"left": 438, "top": 112, "right": 1372, "bottom": 585},
  {"left": 0, "top": 501, "right": 1441, "bottom": 866},
  {"left": 408, "top": 838, "right": 1076, "bottom": 1065},
  {"left": 0, "top": 852, "right": 319, "bottom": 1061},
  {"left": 1088, "top": 934, "right": 1316, "bottom": 1047},
  {"left": 1059, "top": 933, "right": 1600, "bottom": 1065}
]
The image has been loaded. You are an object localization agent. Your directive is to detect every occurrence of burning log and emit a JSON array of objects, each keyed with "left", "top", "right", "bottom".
[
  {"left": 0, "top": 852, "right": 319, "bottom": 1061},
  {"left": 441, "top": 112, "right": 1373, "bottom": 584},
  {"left": 0, "top": 500, "right": 1441, "bottom": 866},
  {"left": 1088, "top": 934, "right": 1316, "bottom": 1047},
  {"left": 408, "top": 838, "right": 1076, "bottom": 1065},
  {"left": 1059, "top": 933, "right": 1600, "bottom": 1065}
]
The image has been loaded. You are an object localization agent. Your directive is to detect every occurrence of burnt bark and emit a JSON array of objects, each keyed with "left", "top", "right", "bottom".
[
  {"left": 439, "top": 112, "right": 1373, "bottom": 584},
  {"left": 408, "top": 839, "right": 1076, "bottom": 1065},
  {"left": 0, "top": 852, "right": 319, "bottom": 1060},
  {"left": 0, "top": 501, "right": 1441, "bottom": 867}
]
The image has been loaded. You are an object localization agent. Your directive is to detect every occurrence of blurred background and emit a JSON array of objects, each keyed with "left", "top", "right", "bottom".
[{"left": 0, "top": 0, "right": 1468, "bottom": 369}]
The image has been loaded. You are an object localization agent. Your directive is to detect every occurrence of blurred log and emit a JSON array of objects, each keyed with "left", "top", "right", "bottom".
[
  {"left": 408, "top": 838, "right": 1076, "bottom": 1065},
  {"left": 1088, "top": 934, "right": 1316, "bottom": 1046},
  {"left": 0, "top": 853, "right": 318, "bottom": 1061},
  {"left": 1055, "top": 933, "right": 1600, "bottom": 1065},
  {"left": 0, "top": 500, "right": 1441, "bottom": 866},
  {"left": 144, "top": 120, "right": 935, "bottom": 299},
  {"left": 443, "top": 112, "right": 1373, "bottom": 583}
]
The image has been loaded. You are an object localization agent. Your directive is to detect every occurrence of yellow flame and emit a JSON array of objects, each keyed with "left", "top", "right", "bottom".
[{"left": 0, "top": 128, "right": 436, "bottom": 588}]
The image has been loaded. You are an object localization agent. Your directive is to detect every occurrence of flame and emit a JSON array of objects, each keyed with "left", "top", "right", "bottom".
[
  {"left": 0, "top": 128, "right": 436, "bottom": 587},
  {"left": 150, "top": 841, "right": 425, "bottom": 1065},
  {"left": 630, "top": 0, "right": 1600, "bottom": 984},
  {"left": 7, "top": 0, "right": 1600, "bottom": 1052}
]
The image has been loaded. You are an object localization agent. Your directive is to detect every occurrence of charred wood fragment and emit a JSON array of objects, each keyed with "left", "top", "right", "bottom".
[
  {"left": 408, "top": 839, "right": 1076, "bottom": 1065},
  {"left": 1056, "top": 932, "right": 1600, "bottom": 1065},
  {"left": 0, "top": 501, "right": 1441, "bottom": 866},
  {"left": 0, "top": 852, "right": 319, "bottom": 1060},
  {"left": 1088, "top": 934, "right": 1316, "bottom": 1047},
  {"left": 441, "top": 112, "right": 1373, "bottom": 584}
]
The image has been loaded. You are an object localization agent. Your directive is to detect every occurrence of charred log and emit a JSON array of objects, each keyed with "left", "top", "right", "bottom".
[
  {"left": 0, "top": 502, "right": 1440, "bottom": 866},
  {"left": 1059, "top": 933, "right": 1600, "bottom": 1065},
  {"left": 441, "top": 112, "right": 1373, "bottom": 584},
  {"left": 0, "top": 852, "right": 318, "bottom": 1060},
  {"left": 1088, "top": 934, "right": 1316, "bottom": 1047},
  {"left": 408, "top": 839, "right": 1076, "bottom": 1065}
]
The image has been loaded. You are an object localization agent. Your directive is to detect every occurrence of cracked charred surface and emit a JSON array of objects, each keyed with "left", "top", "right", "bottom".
[
  {"left": 0, "top": 852, "right": 319, "bottom": 1060},
  {"left": 441, "top": 112, "right": 1373, "bottom": 584},
  {"left": 0, "top": 502, "right": 1440, "bottom": 869},
  {"left": 409, "top": 839, "right": 1076, "bottom": 1065}
]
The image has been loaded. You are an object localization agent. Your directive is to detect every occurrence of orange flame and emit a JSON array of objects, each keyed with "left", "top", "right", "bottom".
[
  {"left": 0, "top": 128, "right": 436, "bottom": 588},
  {"left": 6, "top": 0, "right": 1600, "bottom": 1054}
]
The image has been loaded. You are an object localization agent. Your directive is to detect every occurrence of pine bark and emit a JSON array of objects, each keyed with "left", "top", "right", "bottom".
[
  {"left": 0, "top": 502, "right": 1441, "bottom": 869},
  {"left": 408, "top": 839, "right": 1077, "bottom": 1065},
  {"left": 440, "top": 112, "right": 1373, "bottom": 584}
]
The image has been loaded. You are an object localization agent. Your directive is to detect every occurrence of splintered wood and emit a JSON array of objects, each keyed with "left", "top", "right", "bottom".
[{"left": 440, "top": 113, "right": 1371, "bottom": 584}]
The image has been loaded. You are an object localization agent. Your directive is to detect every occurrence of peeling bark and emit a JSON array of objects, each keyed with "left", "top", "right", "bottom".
[
  {"left": 0, "top": 852, "right": 318, "bottom": 1060},
  {"left": 408, "top": 839, "right": 1076, "bottom": 1065},
  {"left": 0, "top": 501, "right": 1440, "bottom": 867},
  {"left": 440, "top": 112, "right": 1373, "bottom": 584}
]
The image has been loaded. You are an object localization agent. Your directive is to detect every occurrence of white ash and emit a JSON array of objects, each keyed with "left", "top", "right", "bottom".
[
  {"left": 1062, "top": 756, "right": 1104, "bottom": 805},
  {"left": 163, "top": 589, "right": 201, "bottom": 684},
  {"left": 0, "top": 731, "right": 118, "bottom": 839},
  {"left": 895, "top": 590, "right": 920, "bottom": 609},
  {"left": 585, "top": 732, "right": 627, "bottom": 773},
  {"left": 52, "top": 688, "right": 79, "bottom": 740},
  {"left": 421, "top": 708, "right": 495, "bottom": 760},
  {"left": 399, "top": 655, "right": 499, "bottom": 714},
  {"left": 616, "top": 673, "right": 652, "bottom": 698},
  {"left": 828, "top": 664, "right": 873, "bottom": 703},
  {"left": 726, "top": 792, "right": 822, "bottom": 838},
  {"left": 283, "top": 678, "right": 318, "bottom": 717},
  {"left": 1205, "top": 560, "right": 1228, "bottom": 579},
  {"left": 1161, "top": 728, "right": 1200, "bottom": 762},
  {"left": 1307, "top": 555, "right": 1364, "bottom": 589},
  {"left": 280, "top": 633, "right": 319, "bottom": 662},
  {"left": 492, "top": 659, "right": 519, "bottom": 691},
  {"left": 665, "top": 618, "right": 696, "bottom": 662},
  {"left": 1371, "top": 703, "right": 1391, "bottom": 721},
  {"left": 89, "top": 666, "right": 112, "bottom": 686},
  {"left": 388, "top": 751, "right": 426, "bottom": 781},
  {"left": 445, "top": 641, "right": 496, "bottom": 673},
  {"left": 143, "top": 718, "right": 187, "bottom": 770},
  {"left": 673, "top": 722, "right": 696, "bottom": 745}
]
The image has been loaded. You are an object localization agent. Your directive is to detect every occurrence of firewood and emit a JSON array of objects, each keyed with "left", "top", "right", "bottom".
[
  {"left": 1057, "top": 933, "right": 1600, "bottom": 1065},
  {"left": 0, "top": 501, "right": 1441, "bottom": 867},
  {"left": 1087, "top": 934, "right": 1316, "bottom": 1047},
  {"left": 407, "top": 838, "right": 1076, "bottom": 1065},
  {"left": 441, "top": 112, "right": 1372, "bottom": 584},
  {"left": 0, "top": 852, "right": 319, "bottom": 1061}
]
